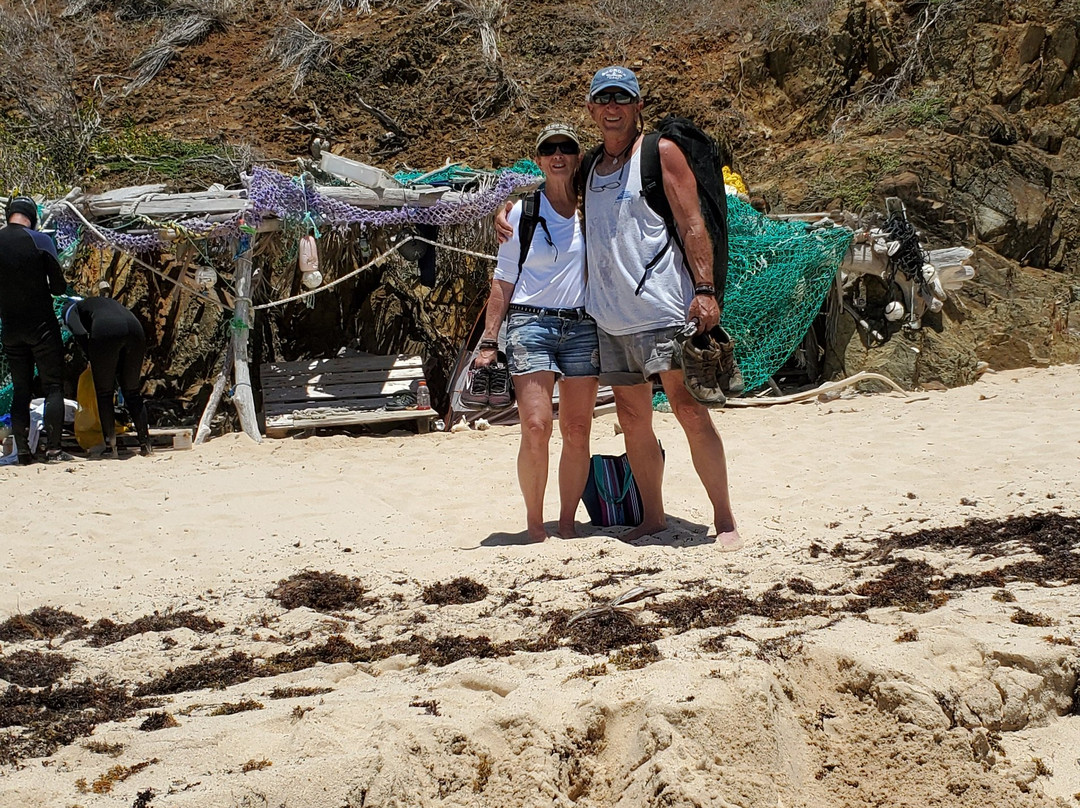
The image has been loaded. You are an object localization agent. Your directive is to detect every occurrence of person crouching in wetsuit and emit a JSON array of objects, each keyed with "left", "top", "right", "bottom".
[
  {"left": 0, "top": 196, "right": 71, "bottom": 464},
  {"left": 62, "top": 297, "right": 152, "bottom": 457}
]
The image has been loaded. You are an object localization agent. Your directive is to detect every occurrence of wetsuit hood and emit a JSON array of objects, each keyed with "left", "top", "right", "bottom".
[{"left": 5, "top": 196, "right": 38, "bottom": 230}]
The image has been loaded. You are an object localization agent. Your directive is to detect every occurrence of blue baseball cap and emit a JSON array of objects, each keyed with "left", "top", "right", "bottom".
[{"left": 589, "top": 66, "right": 640, "bottom": 99}]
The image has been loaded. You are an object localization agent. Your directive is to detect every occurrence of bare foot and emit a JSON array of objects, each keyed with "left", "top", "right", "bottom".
[
  {"left": 556, "top": 521, "right": 579, "bottom": 539},
  {"left": 526, "top": 524, "right": 549, "bottom": 543},
  {"left": 618, "top": 521, "right": 668, "bottom": 543},
  {"left": 716, "top": 528, "right": 744, "bottom": 552}
]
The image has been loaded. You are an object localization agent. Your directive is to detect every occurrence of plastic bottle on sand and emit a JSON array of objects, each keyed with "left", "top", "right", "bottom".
[{"left": 416, "top": 381, "right": 431, "bottom": 410}]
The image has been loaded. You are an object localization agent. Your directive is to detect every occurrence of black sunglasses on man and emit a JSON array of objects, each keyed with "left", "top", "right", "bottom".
[{"left": 590, "top": 90, "right": 637, "bottom": 105}]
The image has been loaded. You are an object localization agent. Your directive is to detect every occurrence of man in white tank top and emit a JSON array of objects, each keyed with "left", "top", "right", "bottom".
[{"left": 584, "top": 66, "right": 741, "bottom": 549}]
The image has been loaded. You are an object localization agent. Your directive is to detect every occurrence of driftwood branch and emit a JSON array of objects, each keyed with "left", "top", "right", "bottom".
[
  {"left": 231, "top": 236, "right": 262, "bottom": 443},
  {"left": 194, "top": 341, "right": 234, "bottom": 445}
]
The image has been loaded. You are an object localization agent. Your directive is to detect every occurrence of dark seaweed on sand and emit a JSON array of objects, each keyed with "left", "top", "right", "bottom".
[
  {"left": 0, "top": 677, "right": 151, "bottom": 765},
  {"left": 139, "top": 711, "right": 179, "bottom": 731},
  {"left": 0, "top": 650, "right": 76, "bottom": 688},
  {"left": 4, "top": 513, "right": 1075, "bottom": 767},
  {"left": 852, "top": 559, "right": 942, "bottom": 612},
  {"left": 881, "top": 513, "right": 1080, "bottom": 586},
  {"left": 542, "top": 610, "right": 660, "bottom": 655},
  {"left": 269, "top": 571, "right": 369, "bottom": 612},
  {"left": 266, "top": 686, "right": 333, "bottom": 699},
  {"left": 72, "top": 611, "right": 223, "bottom": 647},
  {"left": 0, "top": 607, "right": 87, "bottom": 642},
  {"left": 421, "top": 578, "right": 489, "bottom": 606}
]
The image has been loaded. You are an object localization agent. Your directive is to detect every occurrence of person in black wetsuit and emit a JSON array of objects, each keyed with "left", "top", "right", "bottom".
[
  {"left": 0, "top": 196, "right": 71, "bottom": 464},
  {"left": 62, "top": 296, "right": 152, "bottom": 457}
]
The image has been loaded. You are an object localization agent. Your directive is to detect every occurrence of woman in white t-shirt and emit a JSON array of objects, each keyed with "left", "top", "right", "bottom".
[{"left": 470, "top": 123, "right": 599, "bottom": 542}]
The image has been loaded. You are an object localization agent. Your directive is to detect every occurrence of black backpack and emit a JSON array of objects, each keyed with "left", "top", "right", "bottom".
[
  {"left": 515, "top": 188, "right": 555, "bottom": 280},
  {"left": 581, "top": 116, "right": 730, "bottom": 300}
]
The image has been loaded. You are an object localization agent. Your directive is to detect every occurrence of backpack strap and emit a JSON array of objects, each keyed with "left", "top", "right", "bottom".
[
  {"left": 636, "top": 131, "right": 679, "bottom": 296},
  {"left": 639, "top": 131, "right": 671, "bottom": 227},
  {"left": 516, "top": 189, "right": 544, "bottom": 281}
]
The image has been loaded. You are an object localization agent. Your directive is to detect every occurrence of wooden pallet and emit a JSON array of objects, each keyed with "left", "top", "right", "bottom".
[{"left": 261, "top": 353, "right": 437, "bottom": 438}]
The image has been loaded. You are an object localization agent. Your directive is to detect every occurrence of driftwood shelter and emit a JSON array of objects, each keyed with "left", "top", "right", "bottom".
[{"left": 30, "top": 148, "right": 541, "bottom": 444}]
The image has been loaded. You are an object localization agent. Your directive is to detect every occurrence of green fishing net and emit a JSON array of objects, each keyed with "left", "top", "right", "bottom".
[
  {"left": 723, "top": 196, "right": 853, "bottom": 392},
  {"left": 394, "top": 159, "right": 542, "bottom": 186}
]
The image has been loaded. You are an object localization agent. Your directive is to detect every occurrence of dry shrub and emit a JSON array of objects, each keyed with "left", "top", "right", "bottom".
[
  {"left": 0, "top": 1, "right": 101, "bottom": 188},
  {"left": 269, "top": 570, "right": 368, "bottom": 612},
  {"left": 125, "top": 11, "right": 225, "bottom": 94},
  {"left": 268, "top": 18, "right": 333, "bottom": 94},
  {"left": 595, "top": 0, "right": 835, "bottom": 45}
]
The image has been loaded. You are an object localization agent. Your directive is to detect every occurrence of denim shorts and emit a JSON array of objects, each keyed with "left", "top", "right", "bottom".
[
  {"left": 505, "top": 310, "right": 600, "bottom": 378},
  {"left": 597, "top": 326, "right": 681, "bottom": 386}
]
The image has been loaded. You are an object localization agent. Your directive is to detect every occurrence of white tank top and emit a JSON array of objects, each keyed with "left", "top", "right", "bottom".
[
  {"left": 584, "top": 147, "right": 693, "bottom": 335},
  {"left": 493, "top": 193, "right": 586, "bottom": 309}
]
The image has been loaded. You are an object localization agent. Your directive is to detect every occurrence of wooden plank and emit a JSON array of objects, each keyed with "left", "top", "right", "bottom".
[
  {"left": 319, "top": 152, "right": 404, "bottom": 190},
  {"left": 85, "top": 184, "right": 169, "bottom": 216},
  {"left": 318, "top": 185, "right": 451, "bottom": 208},
  {"left": 267, "top": 410, "right": 436, "bottom": 436},
  {"left": 262, "top": 354, "right": 424, "bottom": 375},
  {"left": 262, "top": 379, "right": 416, "bottom": 404},
  {"left": 260, "top": 367, "right": 425, "bottom": 390},
  {"left": 263, "top": 392, "right": 420, "bottom": 416},
  {"left": 124, "top": 197, "right": 248, "bottom": 216}
]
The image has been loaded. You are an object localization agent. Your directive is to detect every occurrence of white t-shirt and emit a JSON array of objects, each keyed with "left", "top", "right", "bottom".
[
  {"left": 584, "top": 148, "right": 693, "bottom": 335},
  {"left": 494, "top": 193, "right": 586, "bottom": 309}
]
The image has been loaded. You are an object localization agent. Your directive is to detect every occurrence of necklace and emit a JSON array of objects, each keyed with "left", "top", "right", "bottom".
[
  {"left": 602, "top": 129, "right": 640, "bottom": 164},
  {"left": 603, "top": 139, "right": 634, "bottom": 164}
]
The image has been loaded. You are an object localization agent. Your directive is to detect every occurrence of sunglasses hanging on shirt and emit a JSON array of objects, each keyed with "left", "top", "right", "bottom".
[{"left": 537, "top": 140, "right": 581, "bottom": 156}]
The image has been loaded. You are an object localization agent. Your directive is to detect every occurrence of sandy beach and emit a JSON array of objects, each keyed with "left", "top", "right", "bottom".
[{"left": 1, "top": 365, "right": 1078, "bottom": 807}]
